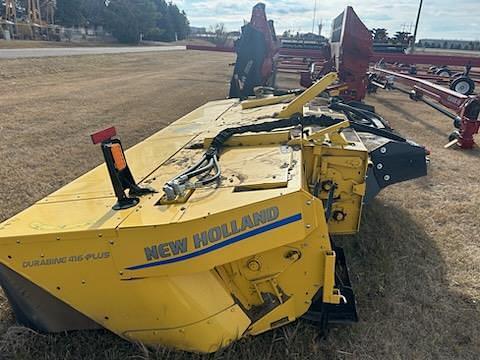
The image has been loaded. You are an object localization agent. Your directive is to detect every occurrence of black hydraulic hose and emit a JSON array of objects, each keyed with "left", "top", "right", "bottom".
[
  {"left": 185, "top": 158, "right": 215, "bottom": 179},
  {"left": 329, "top": 102, "right": 390, "bottom": 129},
  {"left": 206, "top": 113, "right": 408, "bottom": 159},
  {"left": 172, "top": 156, "right": 209, "bottom": 181},
  {"left": 350, "top": 122, "right": 407, "bottom": 142},
  {"left": 324, "top": 184, "right": 337, "bottom": 221},
  {"left": 199, "top": 156, "right": 221, "bottom": 185}
]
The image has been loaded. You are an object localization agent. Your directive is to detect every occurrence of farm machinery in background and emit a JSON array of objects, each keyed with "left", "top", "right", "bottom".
[
  {"left": 0, "top": 5, "right": 431, "bottom": 354},
  {"left": 1, "top": 0, "right": 58, "bottom": 40},
  {"left": 200, "top": 4, "right": 479, "bottom": 149},
  {"left": 228, "top": 2, "right": 279, "bottom": 99}
]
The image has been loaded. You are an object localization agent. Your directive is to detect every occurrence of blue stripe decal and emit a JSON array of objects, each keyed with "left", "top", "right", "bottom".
[{"left": 126, "top": 213, "right": 302, "bottom": 270}]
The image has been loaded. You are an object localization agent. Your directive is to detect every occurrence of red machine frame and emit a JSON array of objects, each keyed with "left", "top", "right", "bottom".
[{"left": 370, "top": 68, "right": 480, "bottom": 149}]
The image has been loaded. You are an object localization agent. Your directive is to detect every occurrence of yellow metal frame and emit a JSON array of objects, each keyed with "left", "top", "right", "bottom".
[
  {"left": 275, "top": 72, "right": 338, "bottom": 118},
  {"left": 0, "top": 76, "right": 370, "bottom": 354}
]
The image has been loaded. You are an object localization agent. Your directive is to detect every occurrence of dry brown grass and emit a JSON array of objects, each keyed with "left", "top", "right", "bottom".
[{"left": 0, "top": 51, "right": 479, "bottom": 359}]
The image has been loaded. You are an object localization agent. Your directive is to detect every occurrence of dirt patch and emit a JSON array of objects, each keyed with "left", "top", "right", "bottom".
[{"left": 0, "top": 51, "right": 479, "bottom": 359}]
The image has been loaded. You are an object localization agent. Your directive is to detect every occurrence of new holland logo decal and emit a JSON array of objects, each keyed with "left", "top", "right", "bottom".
[{"left": 126, "top": 207, "right": 302, "bottom": 270}]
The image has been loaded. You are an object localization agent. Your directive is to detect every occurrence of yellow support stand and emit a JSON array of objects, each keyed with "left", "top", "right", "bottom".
[
  {"left": 275, "top": 72, "right": 338, "bottom": 118},
  {"left": 322, "top": 251, "right": 343, "bottom": 304},
  {"left": 307, "top": 120, "right": 350, "bottom": 146}
]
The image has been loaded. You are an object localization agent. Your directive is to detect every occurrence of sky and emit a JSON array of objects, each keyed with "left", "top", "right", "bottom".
[{"left": 175, "top": 0, "right": 479, "bottom": 41}]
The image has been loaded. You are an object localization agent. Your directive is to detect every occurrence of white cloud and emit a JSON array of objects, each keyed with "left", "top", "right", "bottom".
[{"left": 178, "top": 0, "right": 479, "bottom": 40}]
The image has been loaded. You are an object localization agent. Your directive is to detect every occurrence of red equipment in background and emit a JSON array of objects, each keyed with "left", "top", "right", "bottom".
[
  {"left": 369, "top": 68, "right": 480, "bottom": 149},
  {"left": 276, "top": 7, "right": 372, "bottom": 102},
  {"left": 279, "top": 7, "right": 480, "bottom": 149},
  {"left": 187, "top": 4, "right": 480, "bottom": 149},
  {"left": 249, "top": 3, "right": 278, "bottom": 84},
  {"left": 227, "top": 3, "right": 279, "bottom": 99},
  {"left": 321, "top": 6, "right": 372, "bottom": 101}
]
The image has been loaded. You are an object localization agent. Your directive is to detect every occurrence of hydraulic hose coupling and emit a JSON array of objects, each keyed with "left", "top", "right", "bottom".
[{"left": 163, "top": 178, "right": 190, "bottom": 201}]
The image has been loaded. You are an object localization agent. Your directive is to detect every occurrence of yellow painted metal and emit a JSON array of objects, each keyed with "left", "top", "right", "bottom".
[
  {"left": 322, "top": 251, "right": 342, "bottom": 304},
  {"left": 301, "top": 126, "right": 369, "bottom": 234},
  {"left": 124, "top": 304, "right": 251, "bottom": 353},
  {"left": 275, "top": 72, "right": 338, "bottom": 118},
  {"left": 306, "top": 120, "right": 350, "bottom": 146},
  {"left": 241, "top": 94, "right": 296, "bottom": 110},
  {"left": 329, "top": 85, "right": 349, "bottom": 97},
  {"left": 0, "top": 91, "right": 371, "bottom": 353}
]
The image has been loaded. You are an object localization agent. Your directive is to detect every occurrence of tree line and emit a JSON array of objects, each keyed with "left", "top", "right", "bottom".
[
  {"left": 54, "top": 0, "right": 190, "bottom": 44},
  {"left": 371, "top": 28, "right": 412, "bottom": 46}
]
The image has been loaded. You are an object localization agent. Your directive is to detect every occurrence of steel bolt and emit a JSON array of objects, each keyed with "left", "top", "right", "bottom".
[
  {"left": 384, "top": 175, "right": 391, "bottom": 181},
  {"left": 247, "top": 259, "right": 261, "bottom": 272},
  {"left": 376, "top": 163, "right": 383, "bottom": 170},
  {"left": 380, "top": 147, "right": 387, "bottom": 154}
]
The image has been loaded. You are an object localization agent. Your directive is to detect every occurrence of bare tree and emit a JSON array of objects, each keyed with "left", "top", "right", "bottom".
[{"left": 209, "top": 22, "right": 228, "bottom": 46}]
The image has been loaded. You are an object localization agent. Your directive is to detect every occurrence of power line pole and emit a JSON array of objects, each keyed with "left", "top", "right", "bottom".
[{"left": 411, "top": 0, "right": 423, "bottom": 52}]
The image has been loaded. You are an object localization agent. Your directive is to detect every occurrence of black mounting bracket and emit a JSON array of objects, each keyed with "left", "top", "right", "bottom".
[{"left": 91, "top": 127, "right": 156, "bottom": 211}]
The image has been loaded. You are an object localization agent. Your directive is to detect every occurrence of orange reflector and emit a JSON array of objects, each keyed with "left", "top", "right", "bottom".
[{"left": 110, "top": 144, "right": 127, "bottom": 171}]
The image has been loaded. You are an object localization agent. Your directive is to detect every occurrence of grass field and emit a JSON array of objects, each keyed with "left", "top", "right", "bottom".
[{"left": 0, "top": 50, "right": 479, "bottom": 359}]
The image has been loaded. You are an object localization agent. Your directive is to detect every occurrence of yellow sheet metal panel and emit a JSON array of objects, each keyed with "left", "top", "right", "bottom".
[
  {"left": 115, "top": 145, "right": 303, "bottom": 229},
  {"left": 0, "top": 191, "right": 330, "bottom": 351},
  {"left": 301, "top": 128, "right": 369, "bottom": 235},
  {"left": 0, "top": 233, "right": 241, "bottom": 334},
  {"left": 0, "top": 197, "right": 132, "bottom": 239},
  {"left": 317, "top": 147, "right": 369, "bottom": 234},
  {"left": 241, "top": 94, "right": 296, "bottom": 109},
  {"left": 151, "top": 99, "right": 238, "bottom": 137},
  {"left": 114, "top": 193, "right": 312, "bottom": 277},
  {"left": 41, "top": 135, "right": 196, "bottom": 203},
  {"left": 124, "top": 304, "right": 251, "bottom": 353},
  {"left": 212, "top": 145, "right": 291, "bottom": 187}
]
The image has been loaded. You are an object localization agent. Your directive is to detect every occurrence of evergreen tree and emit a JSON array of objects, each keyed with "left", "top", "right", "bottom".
[
  {"left": 56, "top": 0, "right": 85, "bottom": 27},
  {"left": 104, "top": 0, "right": 156, "bottom": 43},
  {"left": 81, "top": 0, "right": 107, "bottom": 27},
  {"left": 52, "top": 0, "right": 190, "bottom": 44}
]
